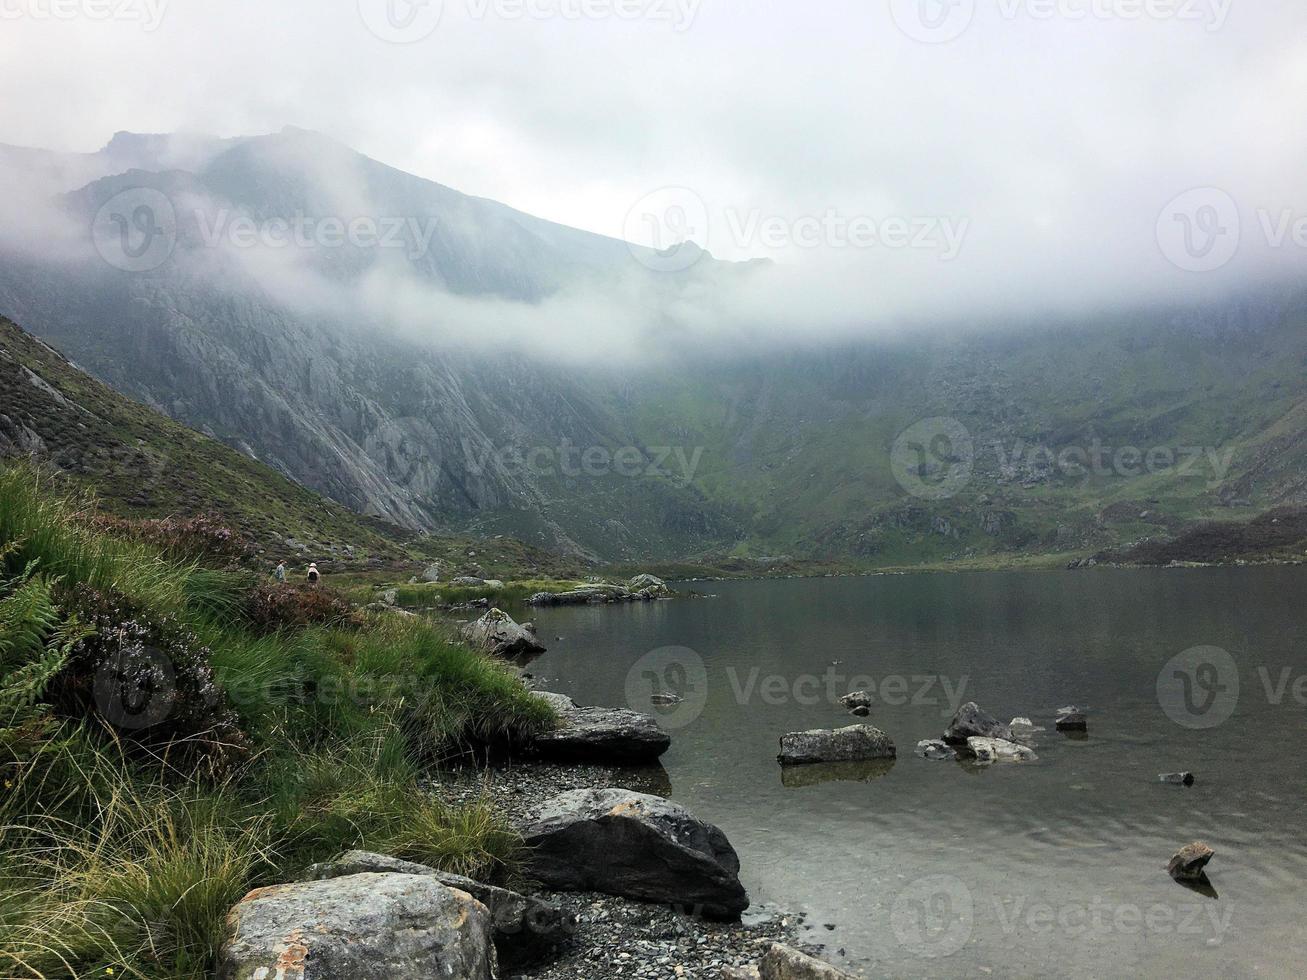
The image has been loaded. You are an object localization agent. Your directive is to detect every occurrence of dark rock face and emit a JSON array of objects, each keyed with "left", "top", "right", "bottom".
[
  {"left": 759, "top": 942, "right": 857, "bottom": 979},
  {"left": 522, "top": 788, "right": 749, "bottom": 920},
  {"left": 943, "top": 702, "right": 1013, "bottom": 745},
  {"left": 777, "top": 725, "right": 896, "bottom": 766},
  {"left": 531, "top": 692, "right": 671, "bottom": 765},
  {"left": 302, "top": 851, "right": 574, "bottom": 969},
  {"left": 217, "top": 873, "right": 495, "bottom": 980},
  {"left": 1055, "top": 706, "right": 1089, "bottom": 731},
  {"left": 460, "top": 608, "right": 547, "bottom": 659},
  {"left": 1168, "top": 842, "right": 1215, "bottom": 881}
]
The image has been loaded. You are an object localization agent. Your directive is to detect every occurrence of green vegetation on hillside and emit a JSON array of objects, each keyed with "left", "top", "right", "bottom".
[{"left": 0, "top": 463, "right": 554, "bottom": 980}]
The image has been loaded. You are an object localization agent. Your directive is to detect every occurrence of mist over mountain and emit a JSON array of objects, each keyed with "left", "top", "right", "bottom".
[{"left": 1, "top": 128, "right": 1305, "bottom": 562}]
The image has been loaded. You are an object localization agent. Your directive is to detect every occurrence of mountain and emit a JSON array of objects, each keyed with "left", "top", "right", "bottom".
[{"left": 1, "top": 128, "right": 1306, "bottom": 565}]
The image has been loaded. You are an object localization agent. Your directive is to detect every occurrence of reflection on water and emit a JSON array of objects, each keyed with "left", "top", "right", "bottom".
[
  {"left": 780, "top": 758, "right": 896, "bottom": 788},
  {"left": 526, "top": 567, "right": 1307, "bottom": 979}
]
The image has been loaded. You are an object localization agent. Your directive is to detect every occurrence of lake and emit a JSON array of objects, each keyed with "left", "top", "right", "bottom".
[{"left": 523, "top": 567, "right": 1307, "bottom": 979}]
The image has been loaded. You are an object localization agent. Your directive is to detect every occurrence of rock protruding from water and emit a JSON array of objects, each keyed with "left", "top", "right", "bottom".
[
  {"left": 759, "top": 942, "right": 857, "bottom": 979},
  {"left": 916, "top": 739, "right": 957, "bottom": 761},
  {"left": 531, "top": 692, "right": 671, "bottom": 764},
  {"left": 777, "top": 725, "right": 896, "bottom": 766},
  {"left": 302, "top": 851, "right": 574, "bottom": 969},
  {"left": 529, "top": 578, "right": 674, "bottom": 607},
  {"left": 1160, "top": 772, "right": 1196, "bottom": 786},
  {"left": 967, "top": 736, "right": 1038, "bottom": 763},
  {"left": 840, "top": 691, "right": 873, "bottom": 711},
  {"left": 522, "top": 788, "right": 749, "bottom": 920},
  {"left": 217, "top": 873, "right": 495, "bottom": 980},
  {"left": 628, "top": 573, "right": 673, "bottom": 598},
  {"left": 943, "top": 702, "right": 1013, "bottom": 745},
  {"left": 1056, "top": 706, "right": 1089, "bottom": 731},
  {"left": 1168, "top": 842, "right": 1215, "bottom": 881},
  {"left": 460, "top": 608, "right": 547, "bottom": 659}
]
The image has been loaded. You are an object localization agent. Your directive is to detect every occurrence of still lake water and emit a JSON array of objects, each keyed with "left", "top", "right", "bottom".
[{"left": 523, "top": 568, "right": 1307, "bottom": 979}]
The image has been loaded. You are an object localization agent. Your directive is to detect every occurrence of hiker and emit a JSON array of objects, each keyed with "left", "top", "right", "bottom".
[
  {"left": 306, "top": 562, "right": 320, "bottom": 586},
  {"left": 273, "top": 560, "right": 287, "bottom": 583}
]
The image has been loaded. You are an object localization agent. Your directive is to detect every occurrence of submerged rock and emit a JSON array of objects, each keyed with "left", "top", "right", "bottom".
[
  {"left": 1160, "top": 772, "right": 1196, "bottom": 786},
  {"left": 759, "top": 942, "right": 856, "bottom": 979},
  {"left": 522, "top": 788, "right": 749, "bottom": 919},
  {"left": 967, "top": 736, "right": 1038, "bottom": 763},
  {"left": 460, "top": 608, "right": 547, "bottom": 659},
  {"left": 915, "top": 739, "right": 957, "bottom": 761},
  {"left": 531, "top": 692, "right": 671, "bottom": 764},
  {"left": 302, "top": 851, "right": 573, "bottom": 969},
  {"left": 216, "top": 873, "right": 495, "bottom": 980},
  {"left": 1168, "top": 842, "right": 1215, "bottom": 881},
  {"left": 943, "top": 702, "right": 1013, "bottom": 745},
  {"left": 777, "top": 725, "right": 896, "bottom": 766}
]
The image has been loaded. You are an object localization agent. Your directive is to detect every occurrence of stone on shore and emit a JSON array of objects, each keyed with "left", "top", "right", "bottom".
[
  {"left": 916, "top": 739, "right": 957, "bottom": 761},
  {"left": 760, "top": 942, "right": 857, "bottom": 979},
  {"left": 522, "top": 788, "right": 749, "bottom": 919},
  {"left": 1168, "top": 842, "right": 1215, "bottom": 881},
  {"left": 302, "top": 851, "right": 574, "bottom": 969},
  {"left": 967, "top": 736, "right": 1038, "bottom": 763},
  {"left": 216, "top": 873, "right": 495, "bottom": 980},
  {"left": 943, "top": 702, "right": 1013, "bottom": 745},
  {"left": 531, "top": 692, "right": 671, "bottom": 764},
  {"left": 460, "top": 608, "right": 547, "bottom": 659},
  {"left": 778, "top": 725, "right": 896, "bottom": 766}
]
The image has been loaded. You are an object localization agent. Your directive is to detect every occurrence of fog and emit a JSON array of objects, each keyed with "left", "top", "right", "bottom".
[{"left": 2, "top": 1, "right": 1307, "bottom": 358}]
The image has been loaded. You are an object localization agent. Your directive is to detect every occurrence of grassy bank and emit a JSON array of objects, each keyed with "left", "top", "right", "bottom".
[{"left": 0, "top": 464, "right": 555, "bottom": 980}]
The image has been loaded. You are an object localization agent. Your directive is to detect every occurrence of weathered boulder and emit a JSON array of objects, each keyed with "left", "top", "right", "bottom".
[
  {"left": 521, "top": 788, "right": 749, "bottom": 919},
  {"left": 943, "top": 702, "right": 1013, "bottom": 745},
  {"left": 302, "top": 851, "right": 574, "bottom": 969},
  {"left": 967, "top": 736, "right": 1037, "bottom": 763},
  {"left": 628, "top": 574, "right": 673, "bottom": 598},
  {"left": 460, "top": 608, "right": 547, "bottom": 659},
  {"left": 216, "top": 873, "right": 495, "bottom": 980},
  {"left": 379, "top": 588, "right": 398, "bottom": 607},
  {"left": 839, "top": 691, "right": 873, "bottom": 711},
  {"left": 778, "top": 725, "right": 896, "bottom": 766},
  {"left": 760, "top": 942, "right": 856, "bottom": 979},
  {"left": 1168, "top": 842, "right": 1215, "bottom": 881},
  {"left": 1056, "top": 706, "right": 1088, "bottom": 731},
  {"left": 915, "top": 739, "right": 957, "bottom": 761},
  {"left": 531, "top": 692, "right": 671, "bottom": 764},
  {"left": 1160, "top": 772, "right": 1196, "bottom": 786},
  {"left": 421, "top": 563, "right": 443, "bottom": 583}
]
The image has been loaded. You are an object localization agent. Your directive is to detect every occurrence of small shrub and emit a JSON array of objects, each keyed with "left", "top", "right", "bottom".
[{"left": 244, "top": 583, "right": 359, "bottom": 635}]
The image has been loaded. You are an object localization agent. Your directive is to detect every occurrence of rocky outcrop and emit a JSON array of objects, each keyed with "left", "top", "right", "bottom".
[
  {"left": 216, "top": 873, "right": 495, "bottom": 980},
  {"left": 531, "top": 692, "right": 671, "bottom": 764},
  {"left": 522, "top": 788, "right": 749, "bottom": 919},
  {"left": 943, "top": 702, "right": 1013, "bottom": 745},
  {"left": 460, "top": 608, "right": 547, "bottom": 659},
  {"left": 628, "top": 574, "right": 673, "bottom": 597},
  {"left": 529, "top": 579, "right": 674, "bottom": 606},
  {"left": 1168, "top": 842, "right": 1215, "bottom": 881},
  {"left": 777, "top": 725, "right": 896, "bottom": 766},
  {"left": 302, "top": 851, "right": 573, "bottom": 969},
  {"left": 967, "top": 736, "right": 1037, "bottom": 763}
]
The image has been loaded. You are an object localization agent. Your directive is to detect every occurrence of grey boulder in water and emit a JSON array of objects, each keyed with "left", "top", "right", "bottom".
[{"left": 778, "top": 725, "right": 896, "bottom": 766}]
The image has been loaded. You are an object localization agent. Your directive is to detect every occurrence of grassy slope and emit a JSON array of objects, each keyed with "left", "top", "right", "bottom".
[{"left": 0, "top": 464, "right": 554, "bottom": 979}]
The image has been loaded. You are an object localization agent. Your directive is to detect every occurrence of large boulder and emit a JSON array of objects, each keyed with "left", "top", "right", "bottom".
[
  {"left": 216, "top": 873, "right": 495, "bottom": 980},
  {"left": 760, "top": 943, "right": 856, "bottom": 979},
  {"left": 531, "top": 692, "right": 671, "bottom": 764},
  {"left": 628, "top": 574, "right": 673, "bottom": 598},
  {"left": 521, "top": 788, "right": 749, "bottom": 919},
  {"left": 303, "top": 851, "right": 573, "bottom": 969},
  {"left": 943, "top": 702, "right": 1013, "bottom": 745},
  {"left": 460, "top": 608, "right": 547, "bottom": 659},
  {"left": 421, "top": 563, "right": 443, "bottom": 583},
  {"left": 1168, "top": 842, "right": 1215, "bottom": 881},
  {"left": 777, "top": 725, "right": 896, "bottom": 766}
]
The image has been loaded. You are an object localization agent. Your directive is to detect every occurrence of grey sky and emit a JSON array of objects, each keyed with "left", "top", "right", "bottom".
[{"left": 2, "top": 0, "right": 1307, "bottom": 328}]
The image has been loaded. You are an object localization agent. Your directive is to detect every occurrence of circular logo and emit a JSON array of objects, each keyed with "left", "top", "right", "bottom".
[
  {"left": 624, "top": 645, "right": 708, "bottom": 730},
  {"left": 890, "top": 0, "right": 976, "bottom": 44},
  {"left": 93, "top": 645, "right": 176, "bottom": 731},
  {"left": 1157, "top": 645, "right": 1239, "bottom": 730},
  {"left": 891, "top": 875, "right": 974, "bottom": 959},
  {"left": 1156, "top": 188, "right": 1241, "bottom": 273},
  {"left": 358, "top": 0, "right": 444, "bottom": 43},
  {"left": 891, "top": 417, "right": 974, "bottom": 500},
  {"left": 624, "top": 186, "right": 710, "bottom": 273},
  {"left": 91, "top": 187, "right": 177, "bottom": 273}
]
